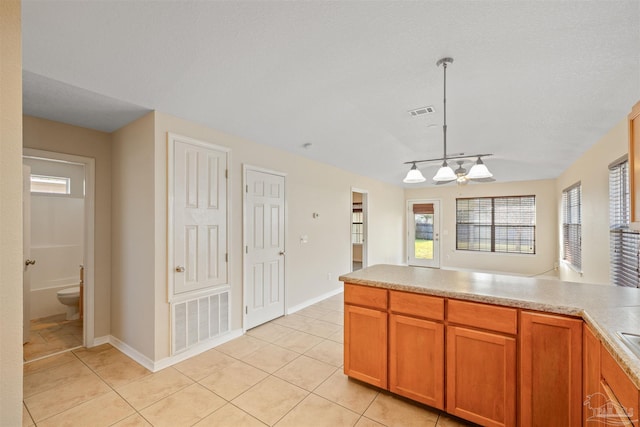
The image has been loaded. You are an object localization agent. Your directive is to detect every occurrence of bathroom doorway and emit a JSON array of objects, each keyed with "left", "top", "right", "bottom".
[
  {"left": 22, "top": 149, "right": 95, "bottom": 361},
  {"left": 351, "top": 189, "right": 368, "bottom": 271}
]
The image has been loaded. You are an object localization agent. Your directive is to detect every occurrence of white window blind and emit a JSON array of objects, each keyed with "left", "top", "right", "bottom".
[
  {"left": 562, "top": 183, "right": 582, "bottom": 271},
  {"left": 352, "top": 202, "right": 363, "bottom": 244},
  {"left": 352, "top": 211, "right": 363, "bottom": 244},
  {"left": 30, "top": 174, "right": 70, "bottom": 194},
  {"left": 456, "top": 196, "right": 536, "bottom": 254},
  {"left": 609, "top": 158, "right": 640, "bottom": 287}
]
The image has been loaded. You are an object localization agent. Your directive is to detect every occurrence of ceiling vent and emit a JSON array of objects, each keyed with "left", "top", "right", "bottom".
[{"left": 408, "top": 106, "right": 435, "bottom": 117}]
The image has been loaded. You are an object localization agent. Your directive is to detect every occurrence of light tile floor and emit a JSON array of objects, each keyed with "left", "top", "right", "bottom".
[
  {"left": 24, "top": 314, "right": 83, "bottom": 362},
  {"left": 23, "top": 293, "right": 476, "bottom": 427}
]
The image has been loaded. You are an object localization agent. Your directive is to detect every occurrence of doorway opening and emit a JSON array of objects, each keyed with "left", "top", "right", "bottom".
[
  {"left": 351, "top": 189, "right": 368, "bottom": 271},
  {"left": 23, "top": 149, "right": 95, "bottom": 362},
  {"left": 407, "top": 199, "right": 440, "bottom": 268}
]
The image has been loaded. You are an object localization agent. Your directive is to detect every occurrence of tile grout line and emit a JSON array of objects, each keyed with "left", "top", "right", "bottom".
[{"left": 27, "top": 297, "right": 406, "bottom": 427}]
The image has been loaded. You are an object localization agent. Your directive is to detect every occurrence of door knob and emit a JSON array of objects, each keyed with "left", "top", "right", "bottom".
[
  {"left": 279, "top": 251, "right": 286, "bottom": 256},
  {"left": 175, "top": 266, "right": 185, "bottom": 272},
  {"left": 25, "top": 259, "right": 36, "bottom": 266}
]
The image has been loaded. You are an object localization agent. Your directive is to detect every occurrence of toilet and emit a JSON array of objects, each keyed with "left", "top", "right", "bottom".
[{"left": 56, "top": 286, "right": 80, "bottom": 320}]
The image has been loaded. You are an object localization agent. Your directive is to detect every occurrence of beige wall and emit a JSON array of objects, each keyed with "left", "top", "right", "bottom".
[
  {"left": 23, "top": 116, "right": 113, "bottom": 338},
  {"left": 111, "top": 113, "right": 157, "bottom": 359},
  {"left": 405, "top": 179, "right": 558, "bottom": 276},
  {"left": 152, "top": 112, "right": 405, "bottom": 360},
  {"left": 557, "top": 118, "right": 629, "bottom": 285},
  {"left": 0, "top": 0, "right": 24, "bottom": 423}
]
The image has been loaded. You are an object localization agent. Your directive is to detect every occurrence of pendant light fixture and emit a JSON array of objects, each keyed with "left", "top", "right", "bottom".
[
  {"left": 403, "top": 57, "right": 494, "bottom": 184},
  {"left": 403, "top": 162, "right": 426, "bottom": 183}
]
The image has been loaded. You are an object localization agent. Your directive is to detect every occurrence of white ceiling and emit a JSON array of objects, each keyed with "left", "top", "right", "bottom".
[{"left": 21, "top": 1, "right": 640, "bottom": 187}]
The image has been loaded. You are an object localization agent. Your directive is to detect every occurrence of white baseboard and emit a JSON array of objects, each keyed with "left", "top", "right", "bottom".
[
  {"left": 106, "top": 329, "right": 244, "bottom": 372},
  {"left": 286, "top": 286, "right": 344, "bottom": 315},
  {"left": 108, "top": 335, "right": 156, "bottom": 372},
  {"left": 96, "top": 289, "right": 346, "bottom": 372},
  {"left": 153, "top": 329, "right": 243, "bottom": 371},
  {"left": 91, "top": 335, "right": 110, "bottom": 347}
]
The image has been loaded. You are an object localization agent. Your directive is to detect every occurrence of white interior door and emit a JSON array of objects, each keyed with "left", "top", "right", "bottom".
[
  {"left": 408, "top": 200, "right": 440, "bottom": 268},
  {"left": 244, "top": 168, "right": 286, "bottom": 330},
  {"left": 23, "top": 165, "right": 32, "bottom": 344},
  {"left": 171, "top": 136, "right": 228, "bottom": 297}
]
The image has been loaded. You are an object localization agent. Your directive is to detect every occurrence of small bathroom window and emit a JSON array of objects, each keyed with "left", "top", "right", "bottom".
[{"left": 30, "top": 174, "right": 71, "bottom": 195}]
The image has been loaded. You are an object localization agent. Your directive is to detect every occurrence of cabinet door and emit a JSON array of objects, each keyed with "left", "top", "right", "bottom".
[
  {"left": 446, "top": 325, "right": 516, "bottom": 427},
  {"left": 389, "top": 313, "right": 444, "bottom": 409},
  {"left": 344, "top": 304, "right": 387, "bottom": 388},
  {"left": 583, "top": 324, "right": 601, "bottom": 424},
  {"left": 520, "top": 312, "right": 582, "bottom": 427},
  {"left": 601, "top": 344, "right": 640, "bottom": 426}
]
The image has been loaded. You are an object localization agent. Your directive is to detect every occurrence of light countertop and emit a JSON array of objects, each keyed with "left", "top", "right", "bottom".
[{"left": 339, "top": 264, "right": 640, "bottom": 388}]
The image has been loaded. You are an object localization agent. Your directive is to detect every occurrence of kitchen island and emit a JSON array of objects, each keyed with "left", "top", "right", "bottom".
[{"left": 339, "top": 264, "right": 640, "bottom": 427}]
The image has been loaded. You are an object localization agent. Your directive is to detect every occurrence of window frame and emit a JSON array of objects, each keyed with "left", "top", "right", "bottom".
[
  {"left": 352, "top": 209, "right": 364, "bottom": 244},
  {"left": 609, "top": 157, "right": 640, "bottom": 287},
  {"left": 562, "top": 182, "right": 582, "bottom": 272},
  {"left": 455, "top": 195, "right": 536, "bottom": 255}
]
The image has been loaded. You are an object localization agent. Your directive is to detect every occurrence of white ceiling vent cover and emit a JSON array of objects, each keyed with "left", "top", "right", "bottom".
[{"left": 408, "top": 106, "right": 435, "bottom": 117}]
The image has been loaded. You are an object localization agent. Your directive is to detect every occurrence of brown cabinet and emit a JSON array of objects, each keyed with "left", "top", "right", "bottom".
[
  {"left": 520, "top": 311, "right": 582, "bottom": 427},
  {"left": 389, "top": 291, "right": 444, "bottom": 409},
  {"left": 584, "top": 324, "right": 640, "bottom": 426},
  {"left": 344, "top": 284, "right": 388, "bottom": 388},
  {"left": 628, "top": 101, "right": 640, "bottom": 222},
  {"left": 601, "top": 344, "right": 639, "bottom": 426},
  {"left": 583, "top": 324, "right": 601, "bottom": 423},
  {"left": 446, "top": 300, "right": 517, "bottom": 427},
  {"left": 343, "top": 283, "right": 637, "bottom": 426}
]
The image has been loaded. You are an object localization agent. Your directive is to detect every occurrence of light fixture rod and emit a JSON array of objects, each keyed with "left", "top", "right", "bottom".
[
  {"left": 403, "top": 153, "right": 492, "bottom": 165},
  {"left": 437, "top": 57, "right": 453, "bottom": 165},
  {"left": 442, "top": 60, "right": 448, "bottom": 163}
]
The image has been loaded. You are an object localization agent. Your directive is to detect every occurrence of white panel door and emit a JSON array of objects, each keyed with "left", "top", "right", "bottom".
[
  {"left": 172, "top": 137, "right": 228, "bottom": 296},
  {"left": 408, "top": 200, "right": 440, "bottom": 268},
  {"left": 245, "top": 169, "right": 286, "bottom": 329}
]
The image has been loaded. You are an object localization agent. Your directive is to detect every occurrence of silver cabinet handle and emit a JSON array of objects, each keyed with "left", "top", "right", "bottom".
[
  {"left": 25, "top": 259, "right": 36, "bottom": 266},
  {"left": 175, "top": 266, "right": 185, "bottom": 272},
  {"left": 279, "top": 251, "right": 286, "bottom": 256}
]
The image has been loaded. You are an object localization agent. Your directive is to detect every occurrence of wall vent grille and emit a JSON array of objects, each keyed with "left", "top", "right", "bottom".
[
  {"left": 171, "top": 289, "right": 230, "bottom": 355},
  {"left": 408, "top": 106, "right": 436, "bottom": 117}
]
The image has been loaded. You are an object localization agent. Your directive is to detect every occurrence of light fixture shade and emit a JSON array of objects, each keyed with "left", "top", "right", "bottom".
[
  {"left": 433, "top": 164, "right": 456, "bottom": 181},
  {"left": 403, "top": 164, "right": 426, "bottom": 183},
  {"left": 467, "top": 158, "right": 493, "bottom": 179}
]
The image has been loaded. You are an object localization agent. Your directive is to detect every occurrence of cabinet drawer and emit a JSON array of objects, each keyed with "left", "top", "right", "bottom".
[
  {"left": 601, "top": 345, "right": 639, "bottom": 426},
  {"left": 448, "top": 299, "right": 517, "bottom": 335},
  {"left": 344, "top": 283, "right": 387, "bottom": 310},
  {"left": 390, "top": 291, "right": 444, "bottom": 320}
]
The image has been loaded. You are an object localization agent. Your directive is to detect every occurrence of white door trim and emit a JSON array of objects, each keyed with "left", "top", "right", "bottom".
[
  {"left": 242, "top": 164, "right": 287, "bottom": 332},
  {"left": 351, "top": 188, "right": 368, "bottom": 269},
  {"left": 23, "top": 165, "right": 31, "bottom": 344},
  {"left": 166, "top": 133, "right": 231, "bottom": 302},
  {"left": 407, "top": 198, "right": 442, "bottom": 268},
  {"left": 23, "top": 148, "right": 96, "bottom": 347}
]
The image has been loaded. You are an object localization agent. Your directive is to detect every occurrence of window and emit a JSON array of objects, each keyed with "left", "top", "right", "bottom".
[
  {"left": 562, "top": 183, "right": 582, "bottom": 270},
  {"left": 609, "top": 158, "right": 640, "bottom": 287},
  {"left": 30, "top": 174, "right": 70, "bottom": 194},
  {"left": 352, "top": 204, "right": 363, "bottom": 244},
  {"left": 456, "top": 196, "right": 536, "bottom": 254}
]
